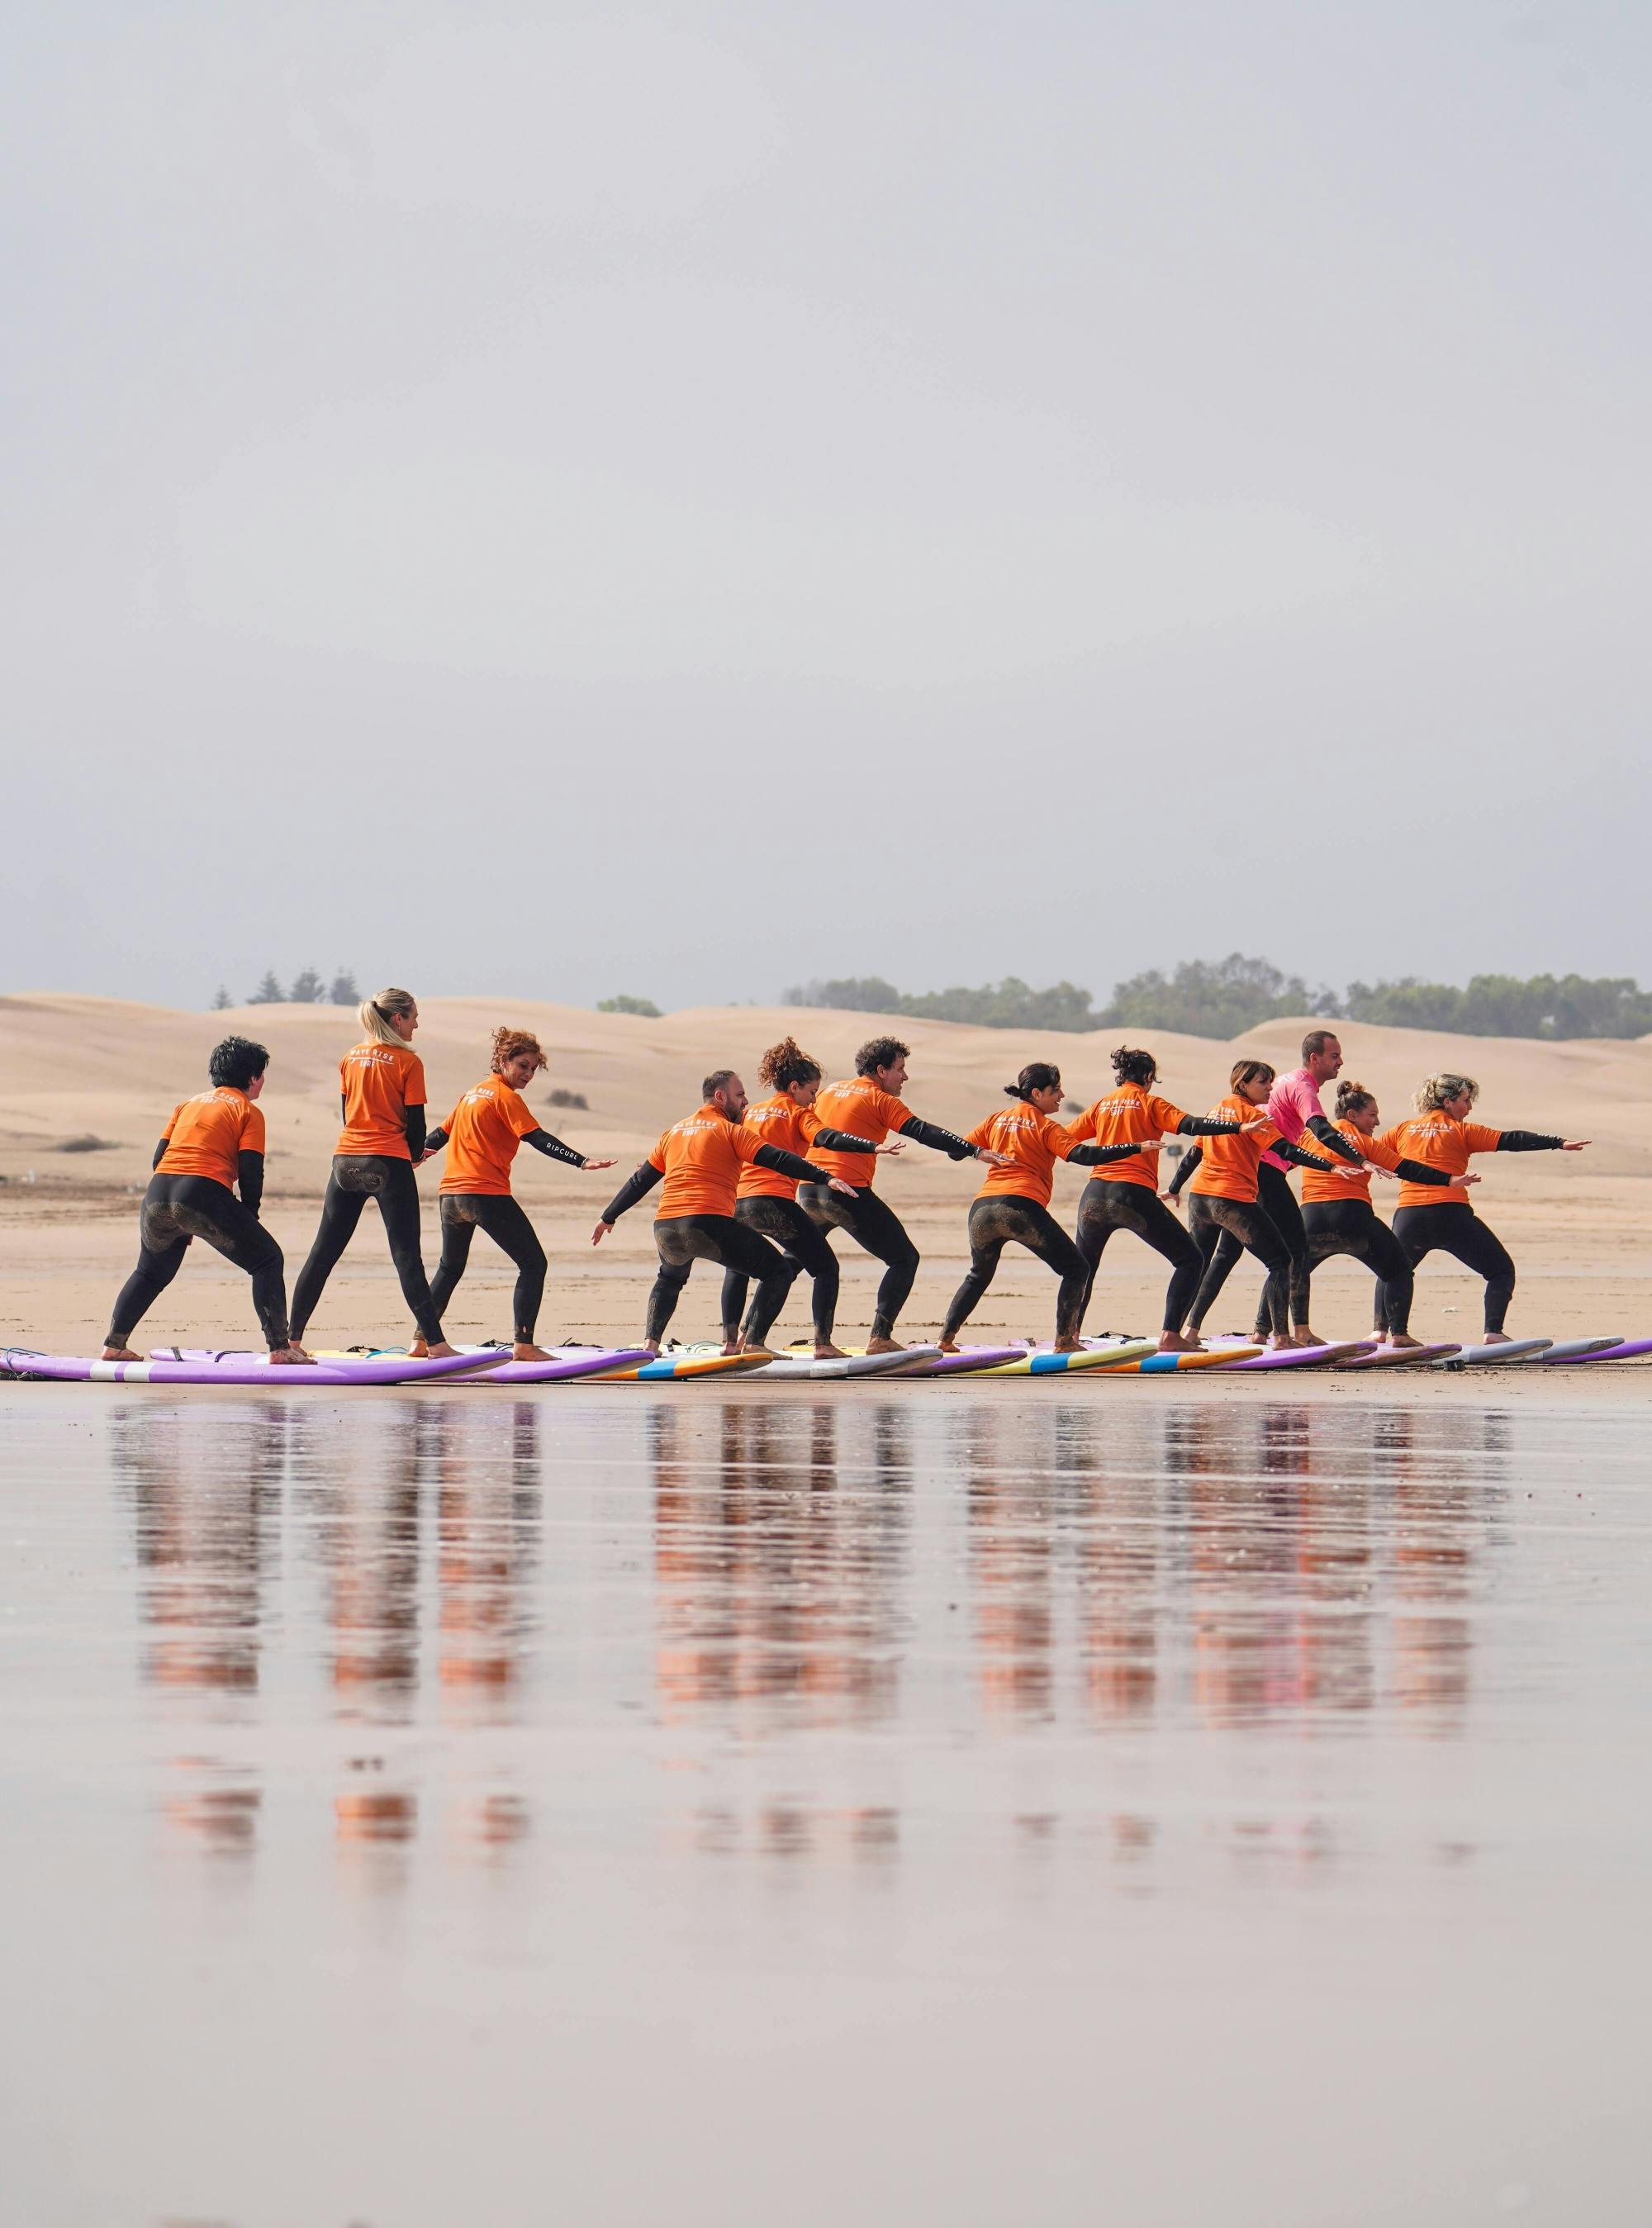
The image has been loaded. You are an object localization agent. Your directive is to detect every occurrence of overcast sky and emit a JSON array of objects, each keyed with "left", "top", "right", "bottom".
[{"left": 5, "top": 1, "right": 1648, "bottom": 1013}]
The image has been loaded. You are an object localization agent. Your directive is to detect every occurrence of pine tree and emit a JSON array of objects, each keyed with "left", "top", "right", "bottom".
[
  {"left": 329, "top": 969, "right": 358, "bottom": 1006},
  {"left": 211, "top": 985, "right": 233, "bottom": 1010},
  {"left": 288, "top": 967, "right": 325, "bottom": 1004},
  {"left": 248, "top": 971, "right": 286, "bottom": 1005}
]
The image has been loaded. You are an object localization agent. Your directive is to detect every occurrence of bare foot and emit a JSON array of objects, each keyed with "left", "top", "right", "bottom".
[
  {"left": 739, "top": 1346, "right": 774, "bottom": 1361},
  {"left": 426, "top": 1342, "right": 460, "bottom": 1360},
  {"left": 1483, "top": 1331, "right": 1512, "bottom": 1345},
  {"left": 813, "top": 1342, "right": 849, "bottom": 1360},
  {"left": 407, "top": 1337, "right": 429, "bottom": 1359},
  {"left": 513, "top": 1344, "right": 553, "bottom": 1363},
  {"left": 1386, "top": 1333, "right": 1423, "bottom": 1351},
  {"left": 866, "top": 1337, "right": 904, "bottom": 1356},
  {"left": 938, "top": 1339, "right": 961, "bottom": 1354},
  {"left": 642, "top": 1342, "right": 661, "bottom": 1357},
  {"left": 1288, "top": 1329, "right": 1323, "bottom": 1349},
  {"left": 1053, "top": 1338, "right": 1084, "bottom": 1354},
  {"left": 100, "top": 1346, "right": 143, "bottom": 1362},
  {"left": 1158, "top": 1332, "right": 1202, "bottom": 1353},
  {"left": 268, "top": 1345, "right": 316, "bottom": 1366},
  {"left": 721, "top": 1338, "right": 743, "bottom": 1356}
]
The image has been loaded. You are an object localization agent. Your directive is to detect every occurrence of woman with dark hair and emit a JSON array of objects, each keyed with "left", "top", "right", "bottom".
[
  {"left": 718, "top": 1037, "right": 884, "bottom": 1357},
  {"left": 1167, "top": 1060, "right": 1340, "bottom": 1346},
  {"left": 289, "top": 986, "right": 455, "bottom": 1355},
  {"left": 939, "top": 1063, "right": 1151, "bottom": 1351},
  {"left": 102, "top": 1036, "right": 309, "bottom": 1363},
  {"left": 1375, "top": 1074, "right": 1588, "bottom": 1340},
  {"left": 412, "top": 1027, "right": 615, "bottom": 1361},
  {"left": 1066, "top": 1045, "right": 1263, "bottom": 1352},
  {"left": 1298, "top": 1080, "right": 1474, "bottom": 1347}
]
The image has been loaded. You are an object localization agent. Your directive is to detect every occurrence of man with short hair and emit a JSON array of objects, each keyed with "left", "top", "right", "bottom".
[
  {"left": 1182, "top": 1027, "right": 1367, "bottom": 1347},
  {"left": 800, "top": 1036, "right": 1010, "bottom": 1352},
  {"left": 593, "top": 1069, "right": 861, "bottom": 1354}
]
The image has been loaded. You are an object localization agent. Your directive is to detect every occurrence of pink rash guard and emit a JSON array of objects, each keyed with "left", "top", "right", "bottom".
[{"left": 1260, "top": 1067, "right": 1327, "bottom": 1173}]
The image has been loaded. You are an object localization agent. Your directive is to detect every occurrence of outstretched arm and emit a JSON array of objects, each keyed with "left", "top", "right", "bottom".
[
  {"left": 754, "top": 1143, "right": 824, "bottom": 1186},
  {"left": 1276, "top": 1138, "right": 1337, "bottom": 1174},
  {"left": 1175, "top": 1114, "right": 1241, "bottom": 1138},
  {"left": 525, "top": 1128, "right": 602, "bottom": 1170},
  {"left": 895, "top": 1114, "right": 976, "bottom": 1161},
  {"left": 1305, "top": 1114, "right": 1365, "bottom": 1165},
  {"left": 811, "top": 1128, "right": 881, "bottom": 1154},
  {"left": 1496, "top": 1130, "right": 1583, "bottom": 1152},
  {"left": 1067, "top": 1138, "right": 1163, "bottom": 1166},
  {"left": 599, "top": 1162, "right": 663, "bottom": 1225}
]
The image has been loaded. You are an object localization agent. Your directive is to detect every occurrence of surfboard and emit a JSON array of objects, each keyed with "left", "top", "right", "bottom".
[
  {"left": 1434, "top": 1338, "right": 1553, "bottom": 1367},
  {"left": 586, "top": 1352, "right": 771, "bottom": 1380},
  {"left": 158, "top": 1346, "right": 507, "bottom": 1378},
  {"left": 742, "top": 1348, "right": 935, "bottom": 1380},
  {"left": 1526, "top": 1337, "right": 1626, "bottom": 1363},
  {"left": 0, "top": 1351, "right": 463, "bottom": 1387},
  {"left": 1094, "top": 1347, "right": 1263, "bottom": 1373},
  {"left": 1545, "top": 1336, "right": 1652, "bottom": 1363},
  {"left": 453, "top": 1347, "right": 654, "bottom": 1383},
  {"left": 1213, "top": 1341, "right": 1378, "bottom": 1371},
  {"left": 982, "top": 1340, "right": 1159, "bottom": 1376},
  {"left": 903, "top": 1345, "right": 1028, "bottom": 1375},
  {"left": 1332, "top": 1342, "right": 1460, "bottom": 1369}
]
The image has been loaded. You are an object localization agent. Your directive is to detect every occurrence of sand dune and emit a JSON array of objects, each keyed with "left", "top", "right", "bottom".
[{"left": 1, "top": 994, "right": 1644, "bottom": 1356}]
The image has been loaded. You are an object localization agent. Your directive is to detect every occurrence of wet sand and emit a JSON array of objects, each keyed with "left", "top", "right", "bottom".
[{"left": 3, "top": 1378, "right": 1648, "bottom": 2225}]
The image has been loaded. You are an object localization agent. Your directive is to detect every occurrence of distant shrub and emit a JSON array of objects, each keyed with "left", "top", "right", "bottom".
[
  {"left": 59, "top": 1134, "right": 120, "bottom": 1154},
  {"left": 547, "top": 1088, "right": 589, "bottom": 1109},
  {"left": 597, "top": 995, "right": 662, "bottom": 1018}
]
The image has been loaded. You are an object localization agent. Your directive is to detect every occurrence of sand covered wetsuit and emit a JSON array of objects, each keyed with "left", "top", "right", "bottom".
[
  {"left": 107, "top": 1085, "right": 289, "bottom": 1348},
  {"left": 797, "top": 1078, "right": 982, "bottom": 1342},
  {"left": 717, "top": 1095, "right": 879, "bottom": 1346},
  {"left": 940, "top": 1104, "right": 1144, "bottom": 1345},
  {"left": 290, "top": 1038, "right": 445, "bottom": 1345},
  {"left": 1170, "top": 1097, "right": 1338, "bottom": 1338},
  {"left": 1064, "top": 1082, "right": 1248, "bottom": 1334},
  {"left": 421, "top": 1072, "right": 593, "bottom": 1345},
  {"left": 602, "top": 1104, "right": 828, "bottom": 1347}
]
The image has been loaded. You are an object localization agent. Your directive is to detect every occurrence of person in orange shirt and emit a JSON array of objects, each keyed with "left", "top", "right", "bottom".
[
  {"left": 411, "top": 1028, "right": 616, "bottom": 1361},
  {"left": 938, "top": 1063, "right": 1159, "bottom": 1350},
  {"left": 289, "top": 987, "right": 456, "bottom": 1356},
  {"left": 102, "top": 1036, "right": 310, "bottom": 1363},
  {"left": 1299, "top": 1080, "right": 1477, "bottom": 1344},
  {"left": 592, "top": 1070, "right": 860, "bottom": 1352},
  {"left": 1377, "top": 1073, "right": 1588, "bottom": 1338},
  {"left": 1066, "top": 1045, "right": 1265, "bottom": 1352},
  {"left": 1165, "top": 1061, "right": 1341, "bottom": 1345},
  {"left": 717, "top": 1038, "right": 886, "bottom": 1357},
  {"left": 800, "top": 1035, "right": 1010, "bottom": 1352}
]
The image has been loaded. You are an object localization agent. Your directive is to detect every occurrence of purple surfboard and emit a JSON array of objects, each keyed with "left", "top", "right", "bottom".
[
  {"left": 461, "top": 1347, "right": 654, "bottom": 1383},
  {"left": 1, "top": 1350, "right": 491, "bottom": 1387},
  {"left": 1535, "top": 1336, "right": 1645, "bottom": 1364},
  {"left": 1213, "top": 1341, "right": 1378, "bottom": 1372},
  {"left": 908, "top": 1346, "right": 1028, "bottom": 1376},
  {"left": 1332, "top": 1342, "right": 1460, "bottom": 1369}
]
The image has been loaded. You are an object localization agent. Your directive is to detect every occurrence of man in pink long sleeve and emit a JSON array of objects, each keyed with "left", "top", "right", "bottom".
[{"left": 1183, "top": 1028, "right": 1366, "bottom": 1347}]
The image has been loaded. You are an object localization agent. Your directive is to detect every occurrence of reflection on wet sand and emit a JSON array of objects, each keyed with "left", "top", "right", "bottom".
[{"left": 107, "top": 1389, "right": 1515, "bottom": 1883}]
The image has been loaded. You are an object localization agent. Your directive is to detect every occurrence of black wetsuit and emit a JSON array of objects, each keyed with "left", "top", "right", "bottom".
[
  {"left": 291, "top": 1097, "right": 444, "bottom": 1344},
  {"left": 108, "top": 1143, "right": 289, "bottom": 1349},
  {"left": 1072, "top": 1112, "right": 1246, "bottom": 1335},
  {"left": 797, "top": 1112, "right": 979, "bottom": 1342},
  {"left": 942, "top": 1139, "right": 1146, "bottom": 1344},
  {"left": 715, "top": 1124, "right": 878, "bottom": 1346},
  {"left": 1170, "top": 1138, "right": 1340, "bottom": 1333},
  {"left": 1300, "top": 1149, "right": 1459, "bottom": 1336},
  {"left": 421, "top": 1124, "right": 586, "bottom": 1346},
  {"left": 1170, "top": 1111, "right": 1365, "bottom": 1334},
  {"left": 1379, "top": 1133, "right": 1564, "bottom": 1334},
  {"left": 601, "top": 1143, "right": 827, "bottom": 1347}
]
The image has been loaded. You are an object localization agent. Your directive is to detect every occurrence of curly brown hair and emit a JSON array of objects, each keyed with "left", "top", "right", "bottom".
[
  {"left": 490, "top": 1027, "right": 548, "bottom": 1076},
  {"left": 757, "top": 1036, "right": 822, "bottom": 1091}
]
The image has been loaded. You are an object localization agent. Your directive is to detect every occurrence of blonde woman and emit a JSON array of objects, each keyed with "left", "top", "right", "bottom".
[
  {"left": 1379, "top": 1073, "right": 1588, "bottom": 1339},
  {"left": 289, "top": 987, "right": 455, "bottom": 1355}
]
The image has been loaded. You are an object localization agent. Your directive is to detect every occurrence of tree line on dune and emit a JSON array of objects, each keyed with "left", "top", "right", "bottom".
[
  {"left": 784, "top": 954, "right": 1652, "bottom": 1042},
  {"left": 214, "top": 970, "right": 359, "bottom": 1008}
]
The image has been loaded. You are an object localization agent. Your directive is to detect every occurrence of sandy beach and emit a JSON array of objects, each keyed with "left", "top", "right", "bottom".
[{"left": 2, "top": 993, "right": 1648, "bottom": 1372}]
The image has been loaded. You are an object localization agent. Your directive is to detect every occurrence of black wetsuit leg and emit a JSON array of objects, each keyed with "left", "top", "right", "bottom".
[
  {"left": 797, "top": 1182, "right": 919, "bottom": 1341},
  {"left": 719, "top": 1195, "right": 838, "bottom": 1344},
  {"left": 1303, "top": 1200, "right": 1415, "bottom": 1335},
  {"left": 1073, "top": 1178, "right": 1202, "bottom": 1335},
  {"left": 431, "top": 1194, "right": 548, "bottom": 1344},
  {"left": 1184, "top": 1163, "right": 1309, "bottom": 1334},
  {"left": 108, "top": 1173, "right": 289, "bottom": 1348},
  {"left": 648, "top": 1214, "right": 790, "bottom": 1347},
  {"left": 1187, "top": 1193, "right": 1291, "bottom": 1339},
  {"left": 943, "top": 1195, "right": 1088, "bottom": 1344},
  {"left": 290, "top": 1155, "right": 444, "bottom": 1344},
  {"left": 1390, "top": 1204, "right": 1517, "bottom": 1335}
]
